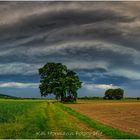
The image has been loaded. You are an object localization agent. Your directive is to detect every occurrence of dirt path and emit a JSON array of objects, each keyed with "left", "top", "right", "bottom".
[
  {"left": 45, "top": 102, "right": 63, "bottom": 139},
  {"left": 45, "top": 102, "right": 108, "bottom": 139}
]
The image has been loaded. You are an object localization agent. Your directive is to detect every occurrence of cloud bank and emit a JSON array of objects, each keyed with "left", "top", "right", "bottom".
[
  {"left": 0, "top": 2, "right": 140, "bottom": 97},
  {"left": 0, "top": 82, "right": 38, "bottom": 88}
]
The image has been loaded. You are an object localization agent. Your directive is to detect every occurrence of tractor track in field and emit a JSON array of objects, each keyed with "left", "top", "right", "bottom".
[{"left": 45, "top": 102, "right": 108, "bottom": 139}]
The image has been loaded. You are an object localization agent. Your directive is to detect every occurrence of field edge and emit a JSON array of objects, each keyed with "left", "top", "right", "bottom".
[{"left": 58, "top": 103, "right": 140, "bottom": 139}]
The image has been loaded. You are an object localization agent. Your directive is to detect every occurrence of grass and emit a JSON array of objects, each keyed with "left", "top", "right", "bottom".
[
  {"left": 0, "top": 99, "right": 140, "bottom": 139},
  {"left": 0, "top": 100, "right": 98, "bottom": 138},
  {"left": 0, "top": 100, "right": 38, "bottom": 138},
  {"left": 0, "top": 101, "right": 36, "bottom": 123},
  {"left": 45, "top": 102, "right": 87, "bottom": 139}
]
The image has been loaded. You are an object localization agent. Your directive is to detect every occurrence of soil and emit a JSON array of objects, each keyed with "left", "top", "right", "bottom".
[{"left": 66, "top": 101, "right": 140, "bottom": 135}]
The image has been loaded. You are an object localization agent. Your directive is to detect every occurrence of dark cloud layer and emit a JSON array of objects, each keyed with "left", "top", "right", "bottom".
[{"left": 0, "top": 2, "right": 140, "bottom": 97}]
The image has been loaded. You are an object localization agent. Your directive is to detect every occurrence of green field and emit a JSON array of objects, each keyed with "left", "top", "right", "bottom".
[{"left": 0, "top": 99, "right": 140, "bottom": 139}]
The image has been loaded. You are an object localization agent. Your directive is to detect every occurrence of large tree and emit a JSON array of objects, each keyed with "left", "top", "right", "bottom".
[{"left": 39, "top": 62, "right": 82, "bottom": 102}]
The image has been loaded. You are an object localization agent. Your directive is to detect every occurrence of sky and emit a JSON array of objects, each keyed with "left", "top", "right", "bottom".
[{"left": 0, "top": 1, "right": 140, "bottom": 98}]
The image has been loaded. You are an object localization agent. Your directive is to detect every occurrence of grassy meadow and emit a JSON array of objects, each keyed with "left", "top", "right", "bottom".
[{"left": 0, "top": 99, "right": 140, "bottom": 139}]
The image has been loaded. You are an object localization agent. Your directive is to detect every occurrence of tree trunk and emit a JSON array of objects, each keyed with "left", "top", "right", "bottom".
[{"left": 60, "top": 92, "right": 64, "bottom": 102}]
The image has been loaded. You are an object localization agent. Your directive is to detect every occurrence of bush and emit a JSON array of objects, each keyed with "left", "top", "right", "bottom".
[{"left": 104, "top": 88, "right": 124, "bottom": 100}]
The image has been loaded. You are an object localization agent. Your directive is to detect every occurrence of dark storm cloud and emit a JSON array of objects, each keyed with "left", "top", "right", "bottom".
[
  {"left": 0, "top": 74, "right": 39, "bottom": 83},
  {"left": 0, "top": 8, "right": 135, "bottom": 48},
  {"left": 0, "top": 2, "right": 140, "bottom": 97}
]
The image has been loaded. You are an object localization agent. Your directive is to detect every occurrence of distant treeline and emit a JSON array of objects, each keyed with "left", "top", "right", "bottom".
[
  {"left": 0, "top": 94, "right": 52, "bottom": 100},
  {"left": 0, "top": 93, "right": 139, "bottom": 100},
  {"left": 125, "top": 97, "right": 140, "bottom": 100},
  {"left": 78, "top": 96, "right": 140, "bottom": 100},
  {"left": 0, "top": 93, "right": 18, "bottom": 99},
  {"left": 78, "top": 96, "right": 103, "bottom": 100}
]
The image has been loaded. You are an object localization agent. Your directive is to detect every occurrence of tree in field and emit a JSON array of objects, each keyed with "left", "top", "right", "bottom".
[
  {"left": 104, "top": 88, "right": 124, "bottom": 100},
  {"left": 39, "top": 62, "right": 82, "bottom": 102},
  {"left": 113, "top": 88, "right": 124, "bottom": 99},
  {"left": 104, "top": 89, "right": 114, "bottom": 99}
]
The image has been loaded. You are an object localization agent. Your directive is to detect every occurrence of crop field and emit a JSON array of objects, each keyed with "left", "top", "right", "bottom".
[
  {"left": 67, "top": 100, "right": 140, "bottom": 136},
  {"left": 0, "top": 99, "right": 140, "bottom": 139}
]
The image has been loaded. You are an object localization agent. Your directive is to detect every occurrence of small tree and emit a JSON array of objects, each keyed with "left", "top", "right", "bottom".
[
  {"left": 113, "top": 88, "right": 124, "bottom": 99},
  {"left": 104, "top": 89, "right": 114, "bottom": 99},
  {"left": 39, "top": 62, "right": 82, "bottom": 102},
  {"left": 104, "top": 88, "right": 124, "bottom": 100}
]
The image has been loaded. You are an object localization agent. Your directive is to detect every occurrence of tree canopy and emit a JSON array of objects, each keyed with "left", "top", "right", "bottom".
[
  {"left": 39, "top": 62, "right": 82, "bottom": 102},
  {"left": 104, "top": 88, "right": 124, "bottom": 100}
]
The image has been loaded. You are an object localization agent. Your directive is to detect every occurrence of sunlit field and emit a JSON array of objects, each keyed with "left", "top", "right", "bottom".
[{"left": 0, "top": 99, "right": 140, "bottom": 139}]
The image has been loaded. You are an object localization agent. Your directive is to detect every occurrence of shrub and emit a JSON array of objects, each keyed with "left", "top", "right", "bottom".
[{"left": 104, "top": 88, "right": 124, "bottom": 100}]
